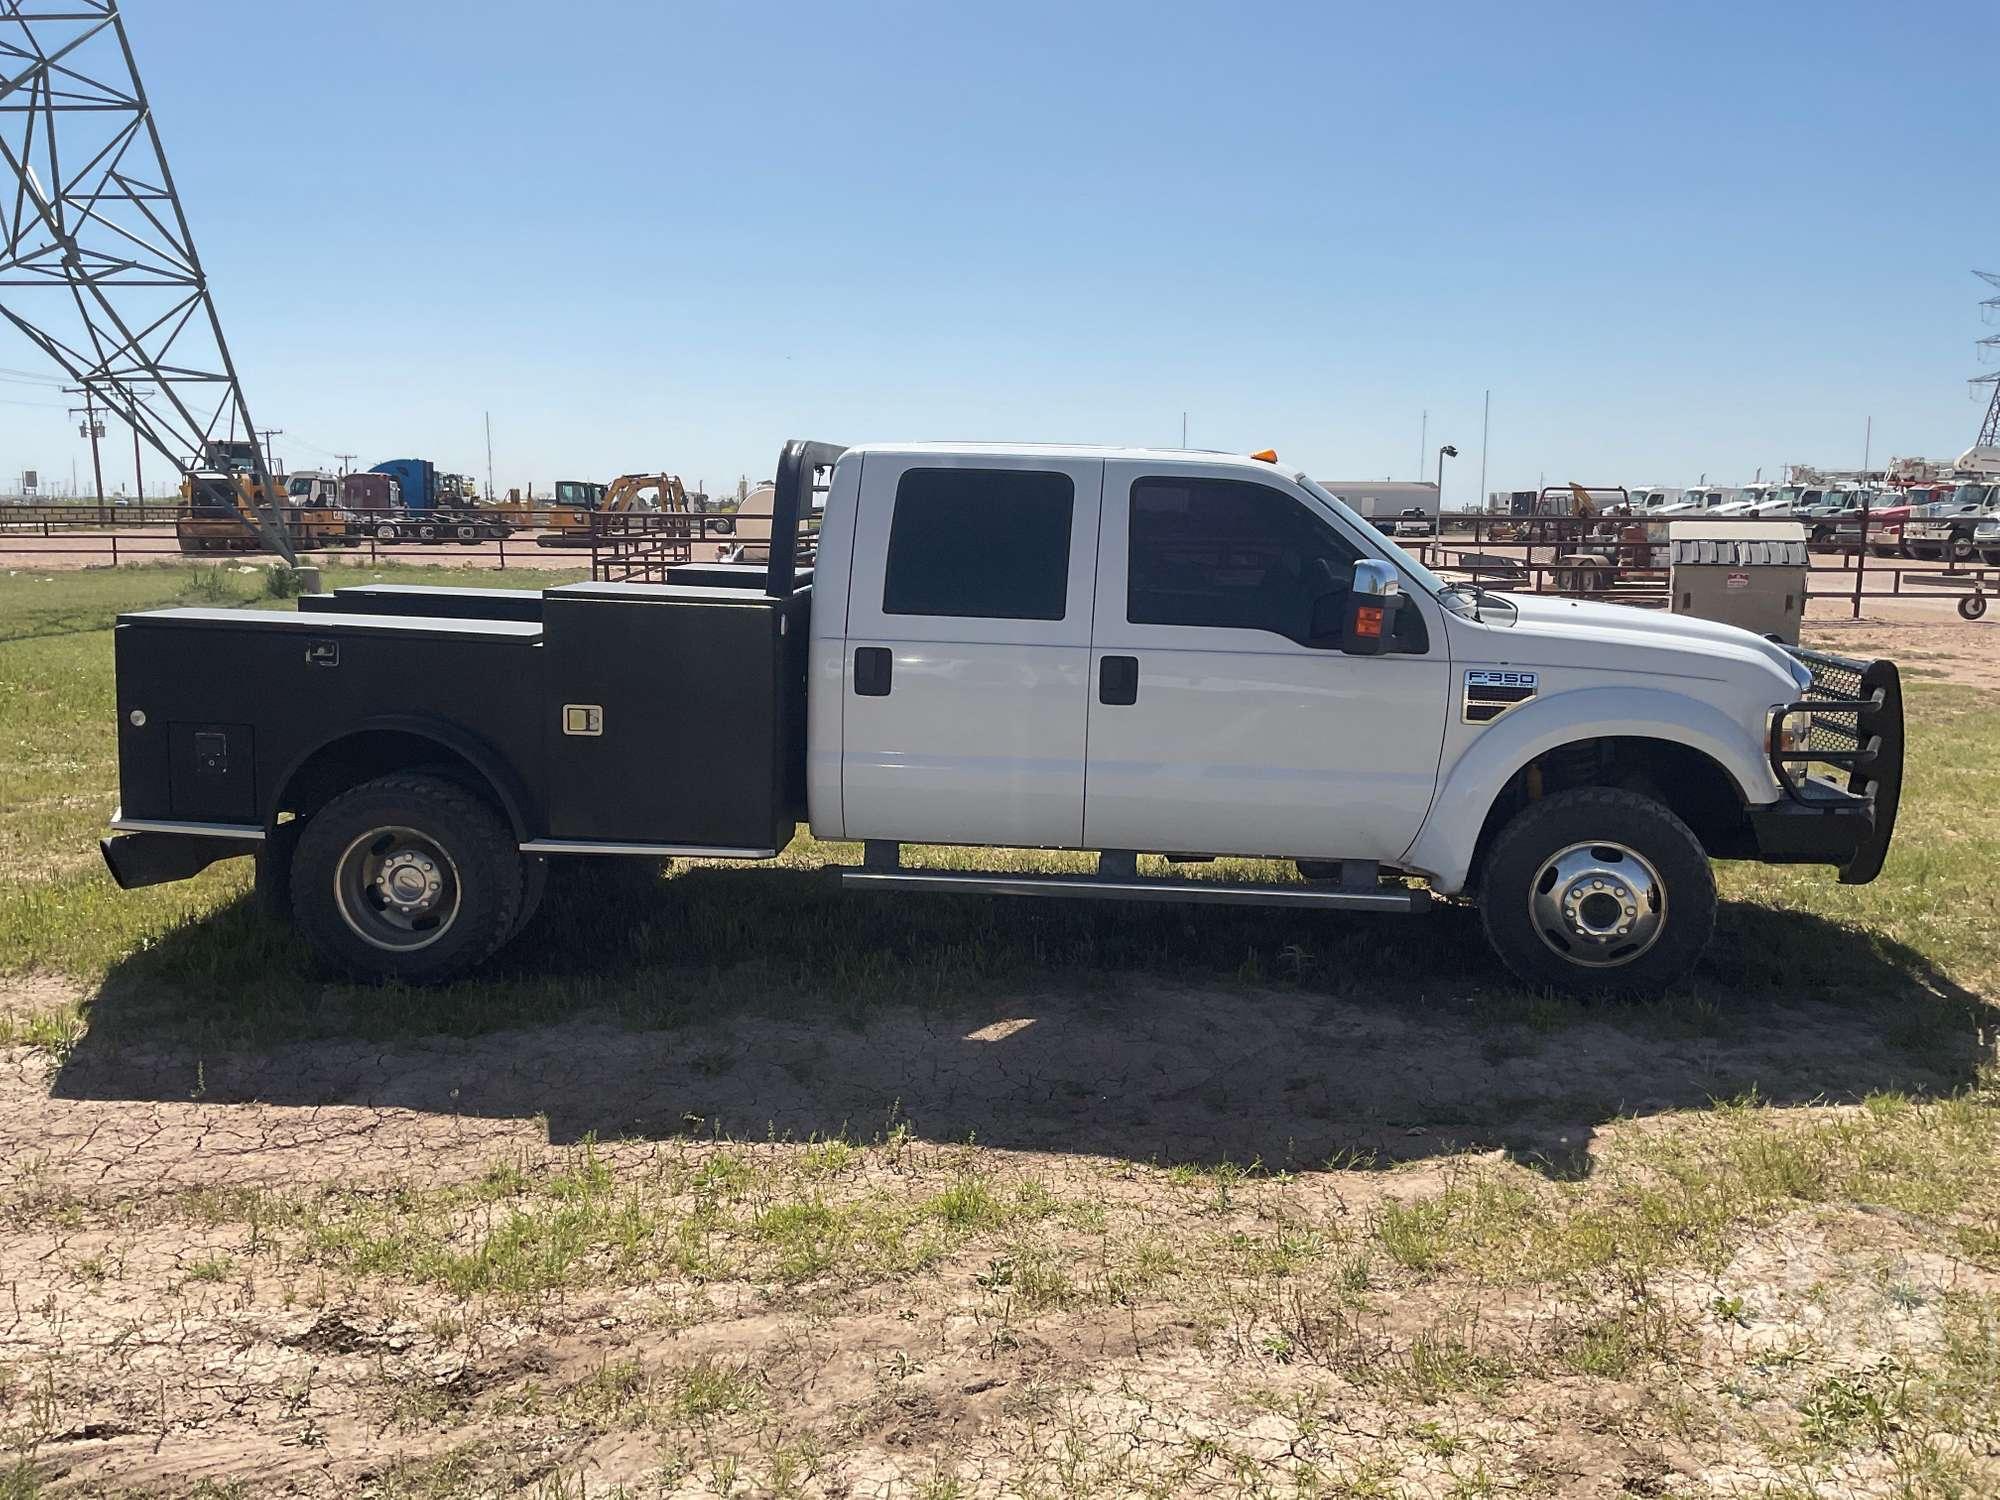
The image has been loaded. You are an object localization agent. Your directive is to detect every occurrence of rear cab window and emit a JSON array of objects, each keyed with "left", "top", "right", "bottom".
[{"left": 883, "top": 468, "right": 1075, "bottom": 620}]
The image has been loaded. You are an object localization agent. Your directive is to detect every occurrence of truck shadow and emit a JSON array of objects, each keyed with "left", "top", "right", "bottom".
[{"left": 52, "top": 867, "right": 1992, "bottom": 1180}]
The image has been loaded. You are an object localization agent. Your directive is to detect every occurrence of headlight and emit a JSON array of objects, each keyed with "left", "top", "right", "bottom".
[{"left": 1769, "top": 706, "right": 1810, "bottom": 784}]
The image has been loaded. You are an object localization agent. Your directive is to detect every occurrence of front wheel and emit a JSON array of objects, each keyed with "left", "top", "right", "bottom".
[
  {"left": 1477, "top": 788, "right": 1715, "bottom": 998},
  {"left": 290, "top": 773, "right": 523, "bottom": 983}
]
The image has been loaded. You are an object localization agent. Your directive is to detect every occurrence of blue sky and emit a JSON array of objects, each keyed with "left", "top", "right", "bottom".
[{"left": 3, "top": 0, "right": 1996, "bottom": 504}]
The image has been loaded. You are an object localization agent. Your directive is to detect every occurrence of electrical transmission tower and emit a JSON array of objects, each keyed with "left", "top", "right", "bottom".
[
  {"left": 0, "top": 0, "right": 293, "bottom": 559},
  {"left": 1974, "top": 270, "right": 2000, "bottom": 453}
]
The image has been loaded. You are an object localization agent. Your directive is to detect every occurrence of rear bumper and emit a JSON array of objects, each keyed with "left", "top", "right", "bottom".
[
  {"left": 1764, "top": 650, "right": 1904, "bottom": 884},
  {"left": 99, "top": 810, "right": 261, "bottom": 890}
]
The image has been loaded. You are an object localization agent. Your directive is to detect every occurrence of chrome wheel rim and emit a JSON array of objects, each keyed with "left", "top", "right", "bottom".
[
  {"left": 333, "top": 825, "right": 460, "bottom": 952},
  {"left": 1528, "top": 840, "right": 1666, "bottom": 968}
]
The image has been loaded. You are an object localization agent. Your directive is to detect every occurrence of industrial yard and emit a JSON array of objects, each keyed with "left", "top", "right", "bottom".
[
  {"left": 0, "top": 2, "right": 1996, "bottom": 1498},
  {"left": 0, "top": 557, "right": 1995, "bottom": 1496}
]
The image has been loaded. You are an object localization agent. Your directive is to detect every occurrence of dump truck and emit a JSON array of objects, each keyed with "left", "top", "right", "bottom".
[{"left": 102, "top": 439, "right": 1903, "bottom": 998}]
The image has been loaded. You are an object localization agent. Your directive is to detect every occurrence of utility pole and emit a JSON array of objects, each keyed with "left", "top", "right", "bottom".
[
  {"left": 484, "top": 411, "right": 496, "bottom": 501},
  {"left": 1180, "top": 411, "right": 1187, "bottom": 447},
  {"left": 335, "top": 453, "right": 356, "bottom": 477},
  {"left": 1478, "top": 390, "right": 1490, "bottom": 512},
  {"left": 1418, "top": 411, "right": 1427, "bottom": 479},
  {"left": 66, "top": 385, "right": 107, "bottom": 521},
  {"left": 257, "top": 428, "right": 284, "bottom": 474}
]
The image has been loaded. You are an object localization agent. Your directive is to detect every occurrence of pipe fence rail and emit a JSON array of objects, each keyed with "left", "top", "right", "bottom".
[
  {"left": 1418, "top": 509, "right": 1994, "bottom": 619},
  {"left": 2, "top": 505, "right": 1991, "bottom": 621}
]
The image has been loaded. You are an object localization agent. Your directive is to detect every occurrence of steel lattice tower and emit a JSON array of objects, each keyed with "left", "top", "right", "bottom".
[
  {"left": 1974, "top": 270, "right": 2000, "bottom": 452},
  {"left": 0, "top": 0, "right": 291, "bottom": 558}
]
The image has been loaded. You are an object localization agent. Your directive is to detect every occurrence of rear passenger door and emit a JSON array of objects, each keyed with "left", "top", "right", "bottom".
[{"left": 841, "top": 455, "right": 1103, "bottom": 847}]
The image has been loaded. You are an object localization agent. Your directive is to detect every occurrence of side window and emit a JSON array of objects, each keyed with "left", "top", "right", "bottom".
[
  {"left": 1127, "top": 477, "right": 1364, "bottom": 645},
  {"left": 883, "top": 468, "right": 1075, "bottom": 620}
]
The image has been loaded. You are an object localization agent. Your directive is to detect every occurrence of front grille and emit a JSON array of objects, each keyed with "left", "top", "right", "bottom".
[{"left": 1795, "top": 649, "right": 1866, "bottom": 756}]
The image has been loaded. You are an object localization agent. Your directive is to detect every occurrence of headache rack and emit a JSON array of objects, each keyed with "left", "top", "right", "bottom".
[
  {"left": 1768, "top": 646, "right": 1904, "bottom": 883},
  {"left": 590, "top": 439, "right": 845, "bottom": 591}
]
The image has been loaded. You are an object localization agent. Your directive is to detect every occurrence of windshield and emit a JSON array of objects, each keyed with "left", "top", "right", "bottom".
[
  {"left": 1296, "top": 474, "right": 1455, "bottom": 598},
  {"left": 1952, "top": 483, "right": 1992, "bottom": 507}
]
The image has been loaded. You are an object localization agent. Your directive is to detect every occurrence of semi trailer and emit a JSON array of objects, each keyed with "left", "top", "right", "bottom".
[
  {"left": 358, "top": 458, "right": 511, "bottom": 544},
  {"left": 101, "top": 439, "right": 1904, "bottom": 997}
]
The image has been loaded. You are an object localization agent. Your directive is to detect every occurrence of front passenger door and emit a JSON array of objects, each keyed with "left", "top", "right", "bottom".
[{"left": 1083, "top": 463, "right": 1450, "bottom": 862}]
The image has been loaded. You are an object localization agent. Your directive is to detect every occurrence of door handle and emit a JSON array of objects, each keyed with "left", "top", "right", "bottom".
[
  {"left": 1100, "top": 655, "right": 1138, "bottom": 706},
  {"left": 854, "top": 646, "right": 892, "bottom": 697}
]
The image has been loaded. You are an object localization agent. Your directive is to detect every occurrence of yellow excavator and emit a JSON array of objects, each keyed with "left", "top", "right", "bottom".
[
  {"left": 175, "top": 440, "right": 352, "bottom": 555},
  {"left": 536, "top": 472, "right": 693, "bottom": 547}
]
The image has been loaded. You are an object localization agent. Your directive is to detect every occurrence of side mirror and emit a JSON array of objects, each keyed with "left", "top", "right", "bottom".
[{"left": 1339, "top": 559, "right": 1403, "bottom": 655}]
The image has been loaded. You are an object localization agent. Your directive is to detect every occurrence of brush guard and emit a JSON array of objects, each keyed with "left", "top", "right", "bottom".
[{"left": 1756, "top": 648, "right": 1904, "bottom": 883}]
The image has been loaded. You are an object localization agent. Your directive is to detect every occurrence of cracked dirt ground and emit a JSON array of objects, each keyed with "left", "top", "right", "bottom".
[{"left": 2, "top": 969, "right": 1996, "bottom": 1498}]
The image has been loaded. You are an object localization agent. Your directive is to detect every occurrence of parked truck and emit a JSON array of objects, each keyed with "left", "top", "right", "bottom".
[
  {"left": 359, "top": 458, "right": 511, "bottom": 544},
  {"left": 177, "top": 441, "right": 352, "bottom": 554},
  {"left": 1901, "top": 481, "right": 1998, "bottom": 562},
  {"left": 100, "top": 440, "right": 1904, "bottom": 997}
]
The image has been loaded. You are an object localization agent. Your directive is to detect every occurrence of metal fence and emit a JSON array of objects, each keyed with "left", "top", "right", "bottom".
[
  {"left": 0, "top": 502, "right": 183, "bottom": 530},
  {"left": 1417, "top": 510, "right": 1993, "bottom": 620},
  {"left": 3, "top": 502, "right": 1991, "bottom": 621},
  {"left": 0, "top": 524, "right": 546, "bottom": 571}
]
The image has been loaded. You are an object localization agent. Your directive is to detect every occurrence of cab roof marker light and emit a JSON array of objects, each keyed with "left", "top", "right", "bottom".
[{"left": 1251, "top": 449, "right": 1278, "bottom": 463}]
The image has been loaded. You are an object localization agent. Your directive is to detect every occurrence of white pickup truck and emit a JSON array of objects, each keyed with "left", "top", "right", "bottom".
[{"left": 100, "top": 440, "right": 1903, "bottom": 997}]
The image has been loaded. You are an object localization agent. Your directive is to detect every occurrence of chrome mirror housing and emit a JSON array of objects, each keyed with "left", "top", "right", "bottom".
[{"left": 1352, "top": 558, "right": 1401, "bottom": 597}]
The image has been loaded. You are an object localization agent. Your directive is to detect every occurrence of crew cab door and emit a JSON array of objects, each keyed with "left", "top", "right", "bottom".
[
  {"left": 1083, "top": 462, "right": 1450, "bottom": 862},
  {"left": 841, "top": 455, "right": 1103, "bottom": 847}
]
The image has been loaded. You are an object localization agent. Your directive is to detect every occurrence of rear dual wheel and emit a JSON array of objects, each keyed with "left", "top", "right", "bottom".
[
  {"left": 1477, "top": 788, "right": 1715, "bottom": 998},
  {"left": 289, "top": 774, "right": 526, "bottom": 983}
]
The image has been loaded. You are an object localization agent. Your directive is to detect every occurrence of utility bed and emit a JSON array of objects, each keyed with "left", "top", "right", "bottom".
[{"left": 113, "top": 576, "right": 812, "bottom": 857}]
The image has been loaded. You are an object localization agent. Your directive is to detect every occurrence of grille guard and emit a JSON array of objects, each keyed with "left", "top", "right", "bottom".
[{"left": 1770, "top": 647, "right": 1905, "bottom": 884}]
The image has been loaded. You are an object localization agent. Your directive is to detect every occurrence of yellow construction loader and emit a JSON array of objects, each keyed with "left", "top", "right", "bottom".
[
  {"left": 536, "top": 472, "right": 692, "bottom": 547},
  {"left": 175, "top": 440, "right": 352, "bottom": 554}
]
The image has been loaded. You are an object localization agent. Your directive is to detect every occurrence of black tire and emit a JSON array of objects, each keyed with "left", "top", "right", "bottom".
[
  {"left": 1961, "top": 593, "right": 1988, "bottom": 621},
  {"left": 1950, "top": 535, "right": 1975, "bottom": 563},
  {"left": 1477, "top": 787, "right": 1715, "bottom": 999},
  {"left": 290, "top": 774, "right": 522, "bottom": 983}
]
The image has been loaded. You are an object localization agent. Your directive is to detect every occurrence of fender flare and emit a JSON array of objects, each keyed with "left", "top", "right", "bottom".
[
  {"left": 268, "top": 714, "right": 538, "bottom": 839},
  {"left": 1400, "top": 686, "right": 1774, "bottom": 895}
]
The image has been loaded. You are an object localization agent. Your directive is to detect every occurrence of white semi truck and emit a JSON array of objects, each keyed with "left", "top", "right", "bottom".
[{"left": 100, "top": 440, "right": 1903, "bottom": 998}]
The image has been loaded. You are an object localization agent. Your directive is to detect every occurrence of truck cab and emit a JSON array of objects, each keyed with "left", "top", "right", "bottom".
[
  {"left": 285, "top": 470, "right": 342, "bottom": 509},
  {"left": 101, "top": 440, "right": 1903, "bottom": 999},
  {"left": 1903, "top": 481, "right": 1998, "bottom": 562}
]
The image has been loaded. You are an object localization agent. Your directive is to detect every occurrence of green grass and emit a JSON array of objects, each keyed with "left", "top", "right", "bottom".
[
  {"left": 0, "top": 561, "right": 583, "bottom": 998},
  {"left": 0, "top": 562, "right": 1995, "bottom": 1058}
]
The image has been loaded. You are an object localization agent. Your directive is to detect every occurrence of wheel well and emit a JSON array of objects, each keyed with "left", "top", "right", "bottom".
[
  {"left": 1467, "top": 736, "right": 1753, "bottom": 888},
  {"left": 276, "top": 730, "right": 516, "bottom": 833}
]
